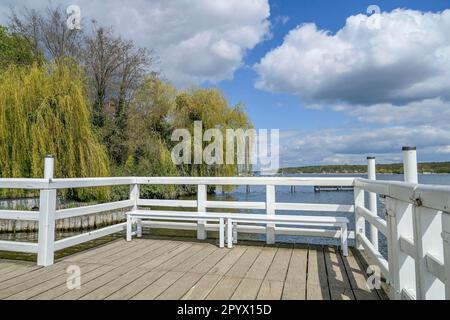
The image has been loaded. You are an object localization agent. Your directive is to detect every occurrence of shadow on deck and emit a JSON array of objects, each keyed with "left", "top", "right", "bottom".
[{"left": 0, "top": 236, "right": 387, "bottom": 300}]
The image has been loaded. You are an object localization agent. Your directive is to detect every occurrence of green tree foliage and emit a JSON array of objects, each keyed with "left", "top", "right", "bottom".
[
  {"left": 0, "top": 25, "right": 40, "bottom": 68},
  {"left": 0, "top": 61, "right": 110, "bottom": 200},
  {"left": 124, "top": 75, "right": 179, "bottom": 198},
  {"left": 122, "top": 76, "right": 253, "bottom": 197},
  {"left": 1, "top": 7, "right": 254, "bottom": 202},
  {"left": 173, "top": 87, "right": 252, "bottom": 180}
]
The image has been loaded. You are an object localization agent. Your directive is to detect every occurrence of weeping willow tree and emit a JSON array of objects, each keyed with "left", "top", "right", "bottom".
[
  {"left": 0, "top": 60, "right": 110, "bottom": 200},
  {"left": 173, "top": 87, "right": 253, "bottom": 180}
]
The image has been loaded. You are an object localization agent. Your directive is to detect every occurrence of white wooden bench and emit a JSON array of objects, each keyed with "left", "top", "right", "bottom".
[
  {"left": 126, "top": 210, "right": 349, "bottom": 256},
  {"left": 226, "top": 213, "right": 349, "bottom": 256},
  {"left": 126, "top": 211, "right": 229, "bottom": 248}
]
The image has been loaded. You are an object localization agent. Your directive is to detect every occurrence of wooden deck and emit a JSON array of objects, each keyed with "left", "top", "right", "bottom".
[{"left": 0, "top": 237, "right": 385, "bottom": 300}]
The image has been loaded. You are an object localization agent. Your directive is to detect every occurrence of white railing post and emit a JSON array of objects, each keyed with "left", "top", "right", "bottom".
[
  {"left": 37, "top": 155, "right": 56, "bottom": 266},
  {"left": 384, "top": 147, "right": 419, "bottom": 299},
  {"left": 130, "top": 183, "right": 141, "bottom": 237},
  {"left": 442, "top": 212, "right": 450, "bottom": 299},
  {"left": 403, "top": 146, "right": 433, "bottom": 300},
  {"left": 367, "top": 156, "right": 378, "bottom": 251},
  {"left": 197, "top": 184, "right": 207, "bottom": 240},
  {"left": 266, "top": 184, "right": 275, "bottom": 244},
  {"left": 403, "top": 146, "right": 418, "bottom": 184},
  {"left": 414, "top": 205, "right": 445, "bottom": 299},
  {"left": 353, "top": 186, "right": 365, "bottom": 249},
  {"left": 386, "top": 197, "right": 417, "bottom": 299}
]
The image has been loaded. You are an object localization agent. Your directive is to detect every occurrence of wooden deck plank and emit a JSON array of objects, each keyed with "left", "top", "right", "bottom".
[
  {"left": 231, "top": 278, "right": 262, "bottom": 300},
  {"left": 341, "top": 249, "right": 380, "bottom": 300},
  {"left": 207, "top": 247, "right": 247, "bottom": 276},
  {"left": 105, "top": 269, "right": 167, "bottom": 300},
  {"left": 282, "top": 246, "right": 307, "bottom": 300},
  {"left": 264, "top": 246, "right": 292, "bottom": 282},
  {"left": 122, "top": 241, "right": 181, "bottom": 269},
  {"left": 7, "top": 263, "right": 101, "bottom": 300},
  {"left": 172, "top": 245, "right": 218, "bottom": 273},
  {"left": 324, "top": 246, "right": 354, "bottom": 300},
  {"left": 131, "top": 271, "right": 185, "bottom": 300},
  {"left": 155, "top": 243, "right": 206, "bottom": 271},
  {"left": 206, "top": 276, "right": 242, "bottom": 300},
  {"left": 110, "top": 241, "right": 173, "bottom": 267},
  {"left": 63, "top": 239, "right": 127, "bottom": 263},
  {"left": 189, "top": 249, "right": 229, "bottom": 274},
  {"left": 32, "top": 264, "right": 116, "bottom": 300},
  {"left": 56, "top": 265, "right": 133, "bottom": 300},
  {"left": 256, "top": 280, "right": 284, "bottom": 300},
  {"left": 139, "top": 242, "right": 193, "bottom": 269},
  {"left": 226, "top": 246, "right": 262, "bottom": 278},
  {"left": 0, "top": 264, "right": 40, "bottom": 283},
  {"left": 156, "top": 272, "right": 203, "bottom": 300},
  {"left": 80, "top": 267, "right": 150, "bottom": 300},
  {"left": 89, "top": 239, "right": 154, "bottom": 265},
  {"left": 181, "top": 274, "right": 222, "bottom": 300},
  {"left": 353, "top": 248, "right": 389, "bottom": 300},
  {"left": 0, "top": 238, "right": 384, "bottom": 301},
  {"left": 0, "top": 262, "right": 16, "bottom": 271},
  {"left": 244, "top": 246, "right": 277, "bottom": 280},
  {"left": 306, "top": 246, "right": 330, "bottom": 300},
  {"left": 0, "top": 262, "right": 75, "bottom": 299}
]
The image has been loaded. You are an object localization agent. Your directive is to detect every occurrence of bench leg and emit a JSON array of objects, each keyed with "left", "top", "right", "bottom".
[
  {"left": 219, "top": 218, "right": 224, "bottom": 248},
  {"left": 136, "top": 218, "right": 142, "bottom": 238},
  {"left": 266, "top": 224, "right": 275, "bottom": 244},
  {"left": 227, "top": 219, "right": 233, "bottom": 249},
  {"left": 126, "top": 215, "right": 132, "bottom": 242},
  {"left": 341, "top": 224, "right": 348, "bottom": 257},
  {"left": 233, "top": 222, "right": 238, "bottom": 244}
]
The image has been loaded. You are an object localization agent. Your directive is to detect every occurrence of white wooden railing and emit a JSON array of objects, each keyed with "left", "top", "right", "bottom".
[
  {"left": 0, "top": 156, "right": 355, "bottom": 266},
  {"left": 351, "top": 147, "right": 450, "bottom": 300},
  {"left": 1, "top": 148, "right": 450, "bottom": 300}
]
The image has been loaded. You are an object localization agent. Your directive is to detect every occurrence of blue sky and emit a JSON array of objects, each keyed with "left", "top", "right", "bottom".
[
  {"left": 222, "top": 0, "right": 450, "bottom": 130},
  {"left": 1, "top": 0, "right": 450, "bottom": 167}
]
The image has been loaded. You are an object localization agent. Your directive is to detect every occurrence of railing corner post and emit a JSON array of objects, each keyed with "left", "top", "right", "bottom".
[{"left": 37, "top": 155, "right": 56, "bottom": 267}]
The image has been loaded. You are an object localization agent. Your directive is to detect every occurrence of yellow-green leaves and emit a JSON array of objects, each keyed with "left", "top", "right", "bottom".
[{"left": 0, "top": 61, "right": 110, "bottom": 200}]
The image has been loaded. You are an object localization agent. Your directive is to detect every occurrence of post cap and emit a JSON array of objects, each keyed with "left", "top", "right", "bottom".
[
  {"left": 45, "top": 154, "right": 54, "bottom": 158},
  {"left": 367, "top": 156, "right": 375, "bottom": 160},
  {"left": 402, "top": 146, "right": 416, "bottom": 151}
]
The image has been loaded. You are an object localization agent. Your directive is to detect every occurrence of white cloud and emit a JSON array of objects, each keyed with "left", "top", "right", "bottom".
[
  {"left": 255, "top": 8, "right": 450, "bottom": 166},
  {"left": 345, "top": 98, "right": 450, "bottom": 126},
  {"left": 255, "top": 9, "right": 450, "bottom": 106},
  {"left": 0, "top": 0, "right": 271, "bottom": 87},
  {"left": 280, "top": 126, "right": 450, "bottom": 167}
]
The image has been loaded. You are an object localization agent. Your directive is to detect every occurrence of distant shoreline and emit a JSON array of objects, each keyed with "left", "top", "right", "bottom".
[{"left": 277, "top": 162, "right": 450, "bottom": 175}]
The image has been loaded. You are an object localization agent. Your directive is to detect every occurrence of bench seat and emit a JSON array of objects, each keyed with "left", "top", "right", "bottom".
[{"left": 126, "top": 210, "right": 349, "bottom": 256}]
